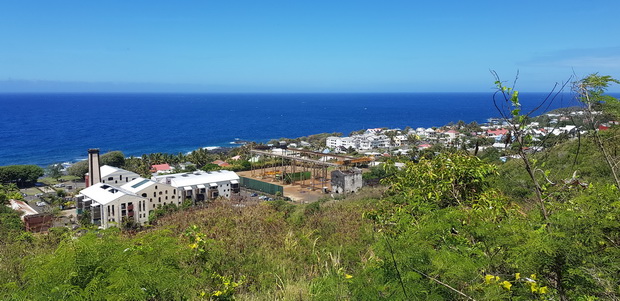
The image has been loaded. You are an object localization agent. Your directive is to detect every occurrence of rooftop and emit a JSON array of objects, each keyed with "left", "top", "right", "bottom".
[
  {"left": 121, "top": 177, "right": 156, "bottom": 193},
  {"left": 152, "top": 170, "right": 240, "bottom": 187},
  {"left": 80, "top": 182, "right": 138, "bottom": 205}
]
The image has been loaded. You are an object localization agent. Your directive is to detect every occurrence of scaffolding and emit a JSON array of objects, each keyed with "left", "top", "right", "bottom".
[{"left": 249, "top": 148, "right": 373, "bottom": 191}]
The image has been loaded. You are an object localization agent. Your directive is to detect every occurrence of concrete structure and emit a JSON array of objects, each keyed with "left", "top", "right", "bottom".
[
  {"left": 152, "top": 170, "right": 240, "bottom": 203},
  {"left": 86, "top": 149, "right": 101, "bottom": 187},
  {"left": 331, "top": 168, "right": 363, "bottom": 194}
]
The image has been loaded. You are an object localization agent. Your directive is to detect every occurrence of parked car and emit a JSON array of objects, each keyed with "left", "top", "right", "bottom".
[
  {"left": 36, "top": 201, "right": 47, "bottom": 207},
  {"left": 250, "top": 193, "right": 258, "bottom": 197}
]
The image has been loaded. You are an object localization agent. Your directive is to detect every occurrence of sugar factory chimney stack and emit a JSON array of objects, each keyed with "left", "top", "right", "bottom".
[{"left": 87, "top": 148, "right": 101, "bottom": 187}]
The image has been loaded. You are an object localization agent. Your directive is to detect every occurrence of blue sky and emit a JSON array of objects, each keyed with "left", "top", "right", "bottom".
[{"left": 1, "top": 1, "right": 619, "bottom": 92}]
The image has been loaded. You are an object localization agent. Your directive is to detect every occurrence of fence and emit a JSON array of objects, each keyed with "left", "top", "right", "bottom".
[{"left": 239, "top": 177, "right": 284, "bottom": 195}]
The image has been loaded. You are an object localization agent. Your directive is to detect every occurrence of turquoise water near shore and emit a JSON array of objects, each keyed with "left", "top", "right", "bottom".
[{"left": 0, "top": 92, "right": 582, "bottom": 166}]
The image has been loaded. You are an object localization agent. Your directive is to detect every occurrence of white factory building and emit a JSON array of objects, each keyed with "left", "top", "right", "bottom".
[{"left": 76, "top": 149, "right": 240, "bottom": 229}]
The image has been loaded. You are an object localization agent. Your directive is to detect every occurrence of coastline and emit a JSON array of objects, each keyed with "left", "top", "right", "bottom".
[{"left": 0, "top": 92, "right": 584, "bottom": 166}]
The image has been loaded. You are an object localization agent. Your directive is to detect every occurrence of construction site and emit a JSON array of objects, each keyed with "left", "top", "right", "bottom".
[{"left": 236, "top": 147, "right": 373, "bottom": 203}]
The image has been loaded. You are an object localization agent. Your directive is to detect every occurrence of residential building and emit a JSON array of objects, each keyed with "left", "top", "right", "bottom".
[
  {"left": 150, "top": 163, "right": 174, "bottom": 175},
  {"left": 152, "top": 170, "right": 240, "bottom": 203}
]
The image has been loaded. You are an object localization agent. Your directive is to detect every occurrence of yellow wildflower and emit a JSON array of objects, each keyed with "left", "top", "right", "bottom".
[
  {"left": 345, "top": 274, "right": 353, "bottom": 279},
  {"left": 484, "top": 274, "right": 496, "bottom": 284},
  {"left": 500, "top": 281, "right": 512, "bottom": 291},
  {"left": 515, "top": 273, "right": 520, "bottom": 280},
  {"left": 539, "top": 286, "right": 548, "bottom": 294}
]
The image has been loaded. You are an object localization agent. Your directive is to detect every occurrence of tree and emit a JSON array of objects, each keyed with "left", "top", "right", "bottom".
[
  {"left": 46, "top": 163, "right": 63, "bottom": 180},
  {"left": 0, "top": 165, "right": 44, "bottom": 187},
  {"left": 492, "top": 71, "right": 568, "bottom": 219},
  {"left": 572, "top": 73, "right": 620, "bottom": 188},
  {"left": 0, "top": 183, "right": 23, "bottom": 205},
  {"left": 100, "top": 151, "right": 125, "bottom": 167}
]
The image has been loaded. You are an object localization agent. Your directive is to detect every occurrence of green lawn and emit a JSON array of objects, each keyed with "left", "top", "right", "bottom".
[{"left": 22, "top": 187, "right": 43, "bottom": 196}]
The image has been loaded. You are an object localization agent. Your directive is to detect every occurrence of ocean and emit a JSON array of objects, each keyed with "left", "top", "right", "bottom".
[{"left": 0, "top": 92, "right": 583, "bottom": 166}]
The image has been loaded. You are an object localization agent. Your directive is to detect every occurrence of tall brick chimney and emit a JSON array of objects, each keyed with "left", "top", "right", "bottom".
[{"left": 87, "top": 148, "right": 101, "bottom": 187}]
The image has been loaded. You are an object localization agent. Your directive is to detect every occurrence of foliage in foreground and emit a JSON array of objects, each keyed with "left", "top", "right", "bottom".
[{"left": 2, "top": 147, "right": 619, "bottom": 300}]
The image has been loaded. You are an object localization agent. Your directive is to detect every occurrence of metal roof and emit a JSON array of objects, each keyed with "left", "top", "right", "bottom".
[
  {"left": 152, "top": 170, "right": 239, "bottom": 188},
  {"left": 79, "top": 183, "right": 141, "bottom": 205}
]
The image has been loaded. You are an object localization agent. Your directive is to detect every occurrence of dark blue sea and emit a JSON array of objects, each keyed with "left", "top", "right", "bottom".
[{"left": 0, "top": 92, "right": 583, "bottom": 166}]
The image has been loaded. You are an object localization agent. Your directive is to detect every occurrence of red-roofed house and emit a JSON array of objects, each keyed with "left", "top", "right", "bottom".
[
  {"left": 151, "top": 163, "right": 173, "bottom": 174},
  {"left": 487, "top": 128, "right": 508, "bottom": 141},
  {"left": 487, "top": 128, "right": 508, "bottom": 136},
  {"left": 418, "top": 143, "right": 432, "bottom": 150},
  {"left": 445, "top": 130, "right": 459, "bottom": 140},
  {"left": 212, "top": 160, "right": 231, "bottom": 167}
]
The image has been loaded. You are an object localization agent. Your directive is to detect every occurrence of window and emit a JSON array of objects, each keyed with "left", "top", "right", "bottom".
[
  {"left": 108, "top": 177, "right": 114, "bottom": 181},
  {"left": 142, "top": 193, "right": 147, "bottom": 197},
  {"left": 165, "top": 196, "right": 168, "bottom": 200},
  {"left": 165, "top": 190, "right": 168, "bottom": 194},
  {"left": 153, "top": 192, "right": 156, "bottom": 197},
  {"left": 173, "top": 189, "right": 176, "bottom": 194}
]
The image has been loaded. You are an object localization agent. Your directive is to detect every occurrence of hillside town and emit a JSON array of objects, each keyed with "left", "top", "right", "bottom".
[{"left": 4, "top": 107, "right": 617, "bottom": 232}]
